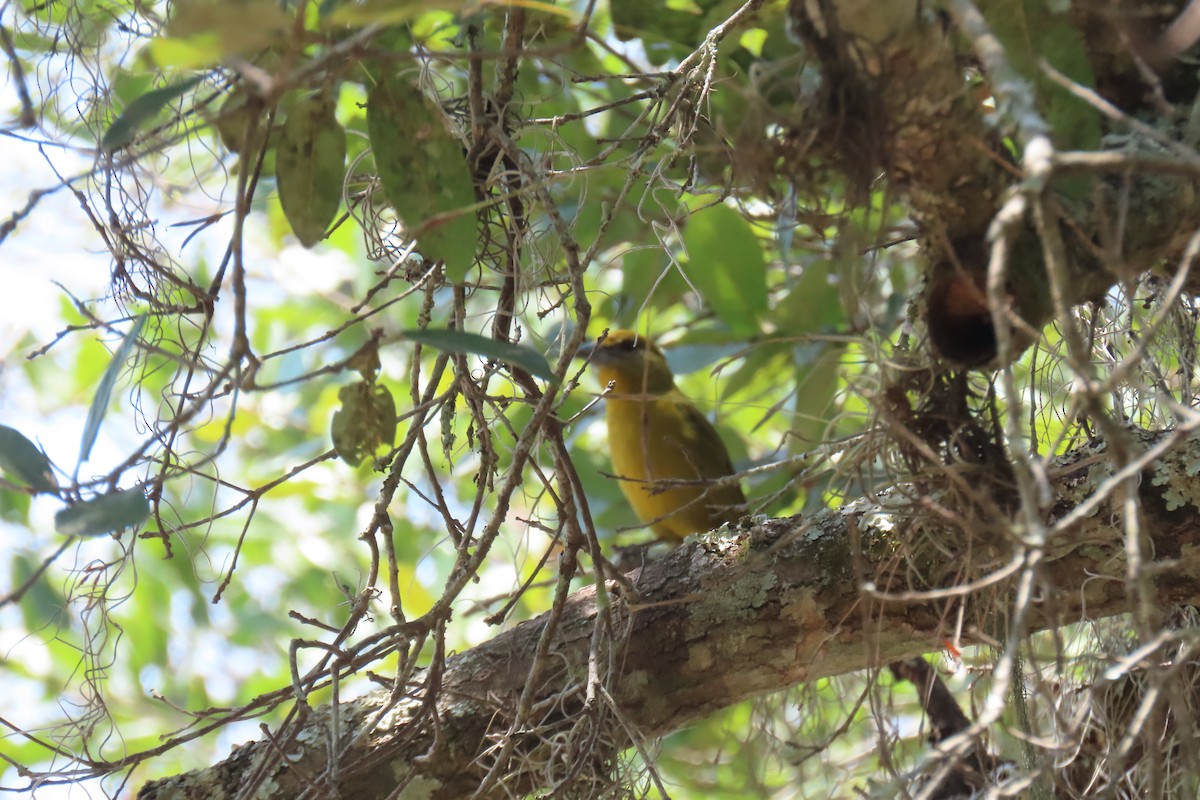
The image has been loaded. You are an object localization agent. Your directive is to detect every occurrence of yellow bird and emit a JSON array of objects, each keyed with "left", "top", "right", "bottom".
[{"left": 581, "top": 329, "right": 746, "bottom": 541}]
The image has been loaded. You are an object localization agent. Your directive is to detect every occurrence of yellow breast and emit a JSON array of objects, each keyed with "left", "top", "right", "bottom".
[{"left": 604, "top": 391, "right": 745, "bottom": 541}]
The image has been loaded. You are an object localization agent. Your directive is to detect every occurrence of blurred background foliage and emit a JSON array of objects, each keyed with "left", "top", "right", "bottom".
[{"left": 1, "top": 0, "right": 1191, "bottom": 798}]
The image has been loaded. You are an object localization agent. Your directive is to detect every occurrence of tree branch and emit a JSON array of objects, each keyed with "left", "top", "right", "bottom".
[{"left": 138, "top": 427, "right": 1200, "bottom": 799}]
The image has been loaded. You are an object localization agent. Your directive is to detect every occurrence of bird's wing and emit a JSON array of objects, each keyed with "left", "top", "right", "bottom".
[{"left": 657, "top": 390, "right": 739, "bottom": 480}]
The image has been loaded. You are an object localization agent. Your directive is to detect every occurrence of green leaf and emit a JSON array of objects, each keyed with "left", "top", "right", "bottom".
[
  {"left": 12, "top": 554, "right": 67, "bottom": 629},
  {"left": 55, "top": 488, "right": 150, "bottom": 537},
  {"left": 101, "top": 76, "right": 205, "bottom": 152},
  {"left": 212, "top": 88, "right": 257, "bottom": 154},
  {"left": 147, "top": 36, "right": 226, "bottom": 69},
  {"left": 0, "top": 425, "right": 57, "bottom": 493},
  {"left": 681, "top": 204, "right": 769, "bottom": 337},
  {"left": 720, "top": 341, "right": 790, "bottom": 401},
  {"left": 154, "top": 0, "right": 291, "bottom": 68},
  {"left": 610, "top": 0, "right": 696, "bottom": 43},
  {"left": 610, "top": 0, "right": 733, "bottom": 47},
  {"left": 169, "top": 0, "right": 291, "bottom": 41},
  {"left": 80, "top": 315, "right": 146, "bottom": 465},
  {"left": 0, "top": 485, "right": 32, "bottom": 523},
  {"left": 328, "top": 0, "right": 454, "bottom": 26},
  {"left": 331, "top": 381, "right": 397, "bottom": 466},
  {"left": 790, "top": 344, "right": 840, "bottom": 450},
  {"left": 109, "top": 70, "right": 156, "bottom": 108},
  {"left": 276, "top": 94, "right": 347, "bottom": 247},
  {"left": 403, "top": 328, "right": 558, "bottom": 384},
  {"left": 619, "top": 247, "right": 688, "bottom": 323},
  {"left": 367, "top": 74, "right": 477, "bottom": 282},
  {"left": 332, "top": 1, "right": 574, "bottom": 28},
  {"left": 769, "top": 260, "right": 842, "bottom": 334}
]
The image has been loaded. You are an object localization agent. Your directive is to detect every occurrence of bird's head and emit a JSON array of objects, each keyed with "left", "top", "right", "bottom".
[{"left": 580, "top": 329, "right": 676, "bottom": 396}]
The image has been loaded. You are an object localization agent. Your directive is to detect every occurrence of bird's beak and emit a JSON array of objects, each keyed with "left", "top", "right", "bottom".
[
  {"left": 573, "top": 330, "right": 620, "bottom": 365},
  {"left": 574, "top": 333, "right": 605, "bottom": 362}
]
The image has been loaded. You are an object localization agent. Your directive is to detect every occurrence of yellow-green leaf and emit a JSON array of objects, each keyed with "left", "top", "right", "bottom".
[
  {"left": 681, "top": 204, "right": 769, "bottom": 337},
  {"left": 367, "top": 74, "right": 476, "bottom": 282},
  {"left": 276, "top": 94, "right": 346, "bottom": 248},
  {"left": 162, "top": 0, "right": 290, "bottom": 67},
  {"left": 0, "top": 425, "right": 57, "bottom": 494},
  {"left": 331, "top": 381, "right": 397, "bottom": 466},
  {"left": 330, "top": 0, "right": 573, "bottom": 28},
  {"left": 55, "top": 489, "right": 150, "bottom": 537}
]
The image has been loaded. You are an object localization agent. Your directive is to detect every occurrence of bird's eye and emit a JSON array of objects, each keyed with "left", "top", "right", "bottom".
[{"left": 617, "top": 338, "right": 640, "bottom": 352}]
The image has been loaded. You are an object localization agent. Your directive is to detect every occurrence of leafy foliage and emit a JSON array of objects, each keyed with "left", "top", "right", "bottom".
[{"left": 2, "top": 1, "right": 1200, "bottom": 799}]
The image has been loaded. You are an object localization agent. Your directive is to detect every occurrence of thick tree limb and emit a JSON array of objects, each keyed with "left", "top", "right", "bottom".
[{"left": 138, "top": 427, "right": 1200, "bottom": 799}]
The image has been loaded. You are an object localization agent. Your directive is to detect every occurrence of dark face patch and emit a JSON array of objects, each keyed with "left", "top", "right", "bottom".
[
  {"left": 586, "top": 331, "right": 661, "bottom": 364},
  {"left": 606, "top": 335, "right": 644, "bottom": 353}
]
